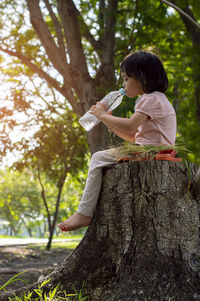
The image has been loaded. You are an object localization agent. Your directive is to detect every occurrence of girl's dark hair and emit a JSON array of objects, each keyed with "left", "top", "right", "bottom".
[{"left": 120, "top": 50, "right": 168, "bottom": 93}]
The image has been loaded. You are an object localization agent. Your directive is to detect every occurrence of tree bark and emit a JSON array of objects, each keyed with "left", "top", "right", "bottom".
[
  {"left": 37, "top": 166, "right": 68, "bottom": 251},
  {"left": 21, "top": 218, "right": 33, "bottom": 237},
  {"left": 192, "top": 167, "right": 200, "bottom": 199},
  {"left": 46, "top": 171, "right": 68, "bottom": 251},
  {"left": 1, "top": 161, "right": 200, "bottom": 300},
  {"left": 0, "top": 0, "right": 120, "bottom": 154},
  {"left": 25, "top": 0, "right": 119, "bottom": 154}
]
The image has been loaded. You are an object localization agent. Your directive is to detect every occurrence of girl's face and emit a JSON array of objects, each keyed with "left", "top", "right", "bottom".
[{"left": 122, "top": 72, "right": 144, "bottom": 98}]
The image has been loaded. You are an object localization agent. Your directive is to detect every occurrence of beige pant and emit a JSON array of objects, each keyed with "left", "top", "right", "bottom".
[{"left": 77, "top": 149, "right": 117, "bottom": 217}]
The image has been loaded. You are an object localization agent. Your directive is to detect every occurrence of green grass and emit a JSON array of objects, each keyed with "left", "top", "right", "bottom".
[
  {"left": 109, "top": 141, "right": 190, "bottom": 161},
  {"left": 1, "top": 276, "right": 88, "bottom": 300},
  {"left": 0, "top": 234, "right": 83, "bottom": 249},
  {"left": 51, "top": 241, "right": 81, "bottom": 249},
  {"left": 0, "top": 235, "right": 23, "bottom": 238},
  {"left": 0, "top": 234, "right": 82, "bottom": 254},
  {"left": 57, "top": 233, "right": 83, "bottom": 240},
  {"left": 0, "top": 272, "right": 28, "bottom": 292},
  {"left": 27, "top": 240, "right": 81, "bottom": 251}
]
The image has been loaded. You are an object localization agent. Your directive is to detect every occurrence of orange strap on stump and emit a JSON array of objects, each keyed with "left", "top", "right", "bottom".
[{"left": 119, "top": 149, "right": 183, "bottom": 162}]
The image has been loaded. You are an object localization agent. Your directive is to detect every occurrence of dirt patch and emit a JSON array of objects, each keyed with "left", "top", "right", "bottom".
[{"left": 0, "top": 245, "right": 73, "bottom": 291}]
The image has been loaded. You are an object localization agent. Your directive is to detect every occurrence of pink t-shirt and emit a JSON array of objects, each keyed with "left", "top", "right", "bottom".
[{"left": 134, "top": 91, "right": 176, "bottom": 145}]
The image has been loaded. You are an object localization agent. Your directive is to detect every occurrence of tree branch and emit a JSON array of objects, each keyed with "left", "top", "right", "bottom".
[
  {"left": 69, "top": 0, "right": 103, "bottom": 57},
  {"left": 37, "top": 166, "right": 52, "bottom": 231},
  {"left": 159, "top": 0, "right": 200, "bottom": 31},
  {"left": 0, "top": 46, "right": 63, "bottom": 94},
  {"left": 124, "top": 0, "right": 139, "bottom": 56},
  {"left": 103, "top": 0, "right": 119, "bottom": 65},
  {"left": 26, "top": 0, "right": 72, "bottom": 82},
  {"left": 77, "top": 13, "right": 103, "bottom": 57},
  {"left": 43, "top": 0, "right": 67, "bottom": 63},
  {"left": 98, "top": 0, "right": 105, "bottom": 42},
  {"left": 95, "top": 0, "right": 119, "bottom": 86},
  {"left": 0, "top": 46, "right": 82, "bottom": 114},
  {"left": 57, "top": 0, "right": 89, "bottom": 75}
]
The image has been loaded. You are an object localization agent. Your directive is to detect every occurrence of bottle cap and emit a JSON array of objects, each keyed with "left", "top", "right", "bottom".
[{"left": 119, "top": 88, "right": 126, "bottom": 95}]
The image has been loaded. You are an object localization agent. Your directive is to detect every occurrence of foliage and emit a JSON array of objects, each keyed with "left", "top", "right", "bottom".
[
  {"left": 0, "top": 275, "right": 88, "bottom": 301},
  {"left": 13, "top": 110, "right": 88, "bottom": 181},
  {"left": 6, "top": 90, "right": 89, "bottom": 249},
  {"left": 0, "top": 272, "right": 28, "bottom": 292},
  {"left": 0, "top": 167, "right": 88, "bottom": 238},
  {"left": 109, "top": 141, "right": 190, "bottom": 161},
  {"left": 0, "top": 0, "right": 199, "bottom": 158},
  {"left": 0, "top": 169, "right": 41, "bottom": 236}
]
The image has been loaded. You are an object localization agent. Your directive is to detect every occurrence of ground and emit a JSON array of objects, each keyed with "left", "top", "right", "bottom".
[{"left": 0, "top": 242, "right": 77, "bottom": 291}]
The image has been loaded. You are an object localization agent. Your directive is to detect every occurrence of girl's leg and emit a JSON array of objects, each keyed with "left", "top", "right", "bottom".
[
  {"left": 77, "top": 149, "right": 116, "bottom": 217},
  {"left": 58, "top": 149, "right": 116, "bottom": 231}
]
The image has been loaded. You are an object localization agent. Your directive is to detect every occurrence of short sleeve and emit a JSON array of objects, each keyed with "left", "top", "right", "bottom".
[{"left": 135, "top": 93, "right": 165, "bottom": 120}]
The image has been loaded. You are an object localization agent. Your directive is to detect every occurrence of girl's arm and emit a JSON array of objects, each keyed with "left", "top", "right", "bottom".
[
  {"left": 109, "top": 127, "right": 137, "bottom": 142},
  {"left": 105, "top": 111, "right": 137, "bottom": 142},
  {"left": 90, "top": 103, "right": 148, "bottom": 133}
]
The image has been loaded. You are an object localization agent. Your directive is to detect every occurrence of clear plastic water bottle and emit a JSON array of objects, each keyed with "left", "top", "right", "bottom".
[{"left": 79, "top": 88, "right": 126, "bottom": 131}]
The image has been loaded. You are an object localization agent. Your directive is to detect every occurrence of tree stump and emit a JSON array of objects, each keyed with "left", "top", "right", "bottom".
[{"left": 1, "top": 161, "right": 200, "bottom": 301}]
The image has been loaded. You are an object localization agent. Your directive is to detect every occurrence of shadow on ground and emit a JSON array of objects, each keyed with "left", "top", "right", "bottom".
[{"left": 0, "top": 245, "right": 72, "bottom": 290}]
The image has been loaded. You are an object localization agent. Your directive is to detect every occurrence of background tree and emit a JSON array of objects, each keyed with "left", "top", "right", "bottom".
[
  {"left": 13, "top": 109, "right": 88, "bottom": 250},
  {"left": 0, "top": 168, "right": 87, "bottom": 237},
  {"left": 0, "top": 169, "right": 41, "bottom": 237},
  {"left": 0, "top": 0, "right": 199, "bottom": 161},
  {"left": 0, "top": 58, "right": 88, "bottom": 248},
  {"left": 0, "top": 0, "right": 121, "bottom": 154}
]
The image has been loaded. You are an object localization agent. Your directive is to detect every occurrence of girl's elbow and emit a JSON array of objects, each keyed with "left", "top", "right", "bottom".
[
  {"left": 130, "top": 129, "right": 137, "bottom": 140},
  {"left": 129, "top": 128, "right": 137, "bottom": 136},
  {"left": 127, "top": 120, "right": 137, "bottom": 132}
]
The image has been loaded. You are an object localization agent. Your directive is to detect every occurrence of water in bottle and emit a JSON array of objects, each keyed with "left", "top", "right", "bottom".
[{"left": 79, "top": 88, "right": 126, "bottom": 131}]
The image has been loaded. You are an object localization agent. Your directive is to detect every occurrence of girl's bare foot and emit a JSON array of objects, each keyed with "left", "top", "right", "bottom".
[{"left": 58, "top": 212, "right": 92, "bottom": 232}]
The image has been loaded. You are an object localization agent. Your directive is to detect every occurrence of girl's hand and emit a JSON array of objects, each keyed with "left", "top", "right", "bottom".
[{"left": 90, "top": 102, "right": 108, "bottom": 119}]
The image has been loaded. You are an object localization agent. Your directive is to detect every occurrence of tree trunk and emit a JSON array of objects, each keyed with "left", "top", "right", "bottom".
[
  {"left": 46, "top": 173, "right": 67, "bottom": 251},
  {"left": 0, "top": 0, "right": 121, "bottom": 154},
  {"left": 87, "top": 123, "right": 112, "bottom": 155},
  {"left": 1, "top": 161, "right": 200, "bottom": 301},
  {"left": 26, "top": 0, "right": 119, "bottom": 154},
  {"left": 21, "top": 218, "right": 32, "bottom": 237}
]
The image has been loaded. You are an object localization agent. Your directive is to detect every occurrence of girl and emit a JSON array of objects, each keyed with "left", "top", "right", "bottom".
[{"left": 58, "top": 50, "right": 176, "bottom": 231}]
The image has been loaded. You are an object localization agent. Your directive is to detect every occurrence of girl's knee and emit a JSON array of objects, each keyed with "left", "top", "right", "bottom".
[
  {"left": 90, "top": 149, "right": 114, "bottom": 165},
  {"left": 88, "top": 149, "right": 116, "bottom": 173},
  {"left": 91, "top": 150, "right": 105, "bottom": 162}
]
